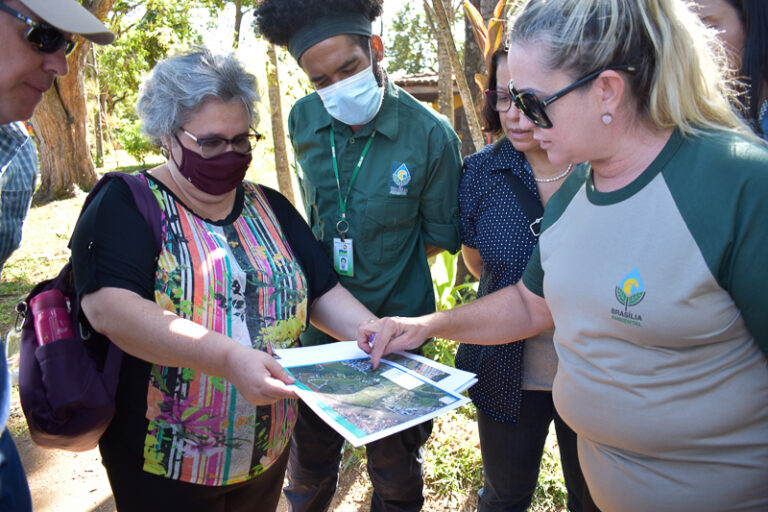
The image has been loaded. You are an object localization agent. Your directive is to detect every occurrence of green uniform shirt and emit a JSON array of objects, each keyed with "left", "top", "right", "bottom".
[
  {"left": 523, "top": 129, "right": 768, "bottom": 511},
  {"left": 289, "top": 80, "right": 462, "bottom": 346}
]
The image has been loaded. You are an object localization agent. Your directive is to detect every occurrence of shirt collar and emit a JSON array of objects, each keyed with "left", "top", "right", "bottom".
[
  {"left": 0, "top": 122, "right": 31, "bottom": 168},
  {"left": 0, "top": 122, "right": 30, "bottom": 146},
  {"left": 487, "top": 137, "right": 529, "bottom": 175}
]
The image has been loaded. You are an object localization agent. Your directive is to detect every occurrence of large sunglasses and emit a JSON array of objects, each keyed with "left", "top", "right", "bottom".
[
  {"left": 507, "top": 65, "right": 636, "bottom": 128},
  {"left": 181, "top": 128, "right": 262, "bottom": 159},
  {"left": 0, "top": 3, "right": 77, "bottom": 55}
]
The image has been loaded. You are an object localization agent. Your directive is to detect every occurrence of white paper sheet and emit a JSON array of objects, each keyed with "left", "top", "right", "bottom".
[{"left": 274, "top": 341, "right": 475, "bottom": 446}]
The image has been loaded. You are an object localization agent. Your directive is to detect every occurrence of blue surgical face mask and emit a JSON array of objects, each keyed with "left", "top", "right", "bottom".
[{"left": 316, "top": 64, "right": 384, "bottom": 126}]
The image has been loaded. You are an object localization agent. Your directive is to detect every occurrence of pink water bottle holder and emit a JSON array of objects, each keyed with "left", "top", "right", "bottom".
[{"left": 29, "top": 289, "right": 75, "bottom": 345}]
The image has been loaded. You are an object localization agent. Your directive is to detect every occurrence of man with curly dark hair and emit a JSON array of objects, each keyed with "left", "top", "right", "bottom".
[{"left": 255, "top": 1, "right": 462, "bottom": 511}]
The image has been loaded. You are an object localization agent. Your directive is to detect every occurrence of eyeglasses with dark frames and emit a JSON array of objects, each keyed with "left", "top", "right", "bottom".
[
  {"left": 484, "top": 89, "right": 514, "bottom": 113},
  {"left": 181, "top": 128, "right": 262, "bottom": 159},
  {"left": 0, "top": 3, "right": 77, "bottom": 56},
  {"left": 507, "top": 65, "right": 636, "bottom": 128}
]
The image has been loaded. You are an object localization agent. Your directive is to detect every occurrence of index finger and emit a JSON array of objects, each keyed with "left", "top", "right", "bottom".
[{"left": 369, "top": 318, "right": 399, "bottom": 369}]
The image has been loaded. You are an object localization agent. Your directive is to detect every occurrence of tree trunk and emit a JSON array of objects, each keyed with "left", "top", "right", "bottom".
[
  {"left": 233, "top": 0, "right": 243, "bottom": 50},
  {"left": 90, "top": 46, "right": 103, "bottom": 168},
  {"left": 455, "top": 0, "right": 492, "bottom": 286},
  {"left": 426, "top": 0, "right": 483, "bottom": 155},
  {"left": 436, "top": 0, "right": 454, "bottom": 127},
  {"left": 30, "top": 0, "right": 113, "bottom": 204},
  {"left": 461, "top": 0, "right": 485, "bottom": 157},
  {"left": 266, "top": 44, "right": 295, "bottom": 206}
]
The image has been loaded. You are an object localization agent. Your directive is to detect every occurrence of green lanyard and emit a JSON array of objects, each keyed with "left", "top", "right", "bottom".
[{"left": 330, "top": 127, "right": 376, "bottom": 238}]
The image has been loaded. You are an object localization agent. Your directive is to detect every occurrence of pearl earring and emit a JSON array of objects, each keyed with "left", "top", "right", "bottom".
[{"left": 602, "top": 113, "right": 613, "bottom": 125}]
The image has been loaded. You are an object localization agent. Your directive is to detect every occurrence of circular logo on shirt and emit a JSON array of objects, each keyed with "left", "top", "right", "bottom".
[{"left": 393, "top": 164, "right": 411, "bottom": 186}]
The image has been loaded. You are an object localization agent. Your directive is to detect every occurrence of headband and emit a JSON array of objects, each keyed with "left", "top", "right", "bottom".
[{"left": 288, "top": 13, "right": 372, "bottom": 62}]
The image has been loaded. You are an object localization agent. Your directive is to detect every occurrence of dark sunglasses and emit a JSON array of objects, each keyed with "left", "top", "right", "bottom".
[
  {"left": 484, "top": 89, "right": 514, "bottom": 113},
  {"left": 181, "top": 128, "right": 263, "bottom": 159},
  {"left": 0, "top": 3, "right": 77, "bottom": 55},
  {"left": 507, "top": 65, "right": 636, "bottom": 128}
]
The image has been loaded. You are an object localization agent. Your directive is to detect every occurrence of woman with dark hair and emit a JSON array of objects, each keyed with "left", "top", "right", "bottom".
[
  {"left": 456, "top": 46, "right": 584, "bottom": 511},
  {"left": 694, "top": 0, "right": 768, "bottom": 137}
]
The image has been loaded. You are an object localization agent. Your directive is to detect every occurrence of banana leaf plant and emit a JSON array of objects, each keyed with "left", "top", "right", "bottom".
[{"left": 463, "top": 0, "right": 509, "bottom": 91}]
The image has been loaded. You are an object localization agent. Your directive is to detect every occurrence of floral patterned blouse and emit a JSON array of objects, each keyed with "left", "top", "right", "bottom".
[{"left": 72, "top": 173, "right": 337, "bottom": 486}]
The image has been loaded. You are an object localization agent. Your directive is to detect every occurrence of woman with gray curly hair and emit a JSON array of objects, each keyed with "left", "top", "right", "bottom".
[{"left": 70, "top": 48, "right": 374, "bottom": 511}]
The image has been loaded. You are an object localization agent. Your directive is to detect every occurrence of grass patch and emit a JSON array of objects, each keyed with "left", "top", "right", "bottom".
[{"left": 424, "top": 407, "right": 483, "bottom": 498}]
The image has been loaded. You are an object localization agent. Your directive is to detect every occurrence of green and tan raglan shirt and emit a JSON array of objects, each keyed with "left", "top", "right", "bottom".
[{"left": 523, "top": 129, "right": 768, "bottom": 512}]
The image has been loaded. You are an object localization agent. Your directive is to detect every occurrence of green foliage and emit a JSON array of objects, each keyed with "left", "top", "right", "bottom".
[
  {"left": 423, "top": 409, "right": 483, "bottom": 498},
  {"left": 386, "top": 3, "right": 437, "bottom": 75},
  {"left": 425, "top": 252, "right": 477, "bottom": 367},
  {"left": 198, "top": 0, "right": 258, "bottom": 48},
  {"left": 532, "top": 428, "right": 569, "bottom": 511},
  {"left": 199, "top": 0, "right": 257, "bottom": 16},
  {"left": 341, "top": 442, "right": 367, "bottom": 473},
  {"left": 431, "top": 251, "right": 477, "bottom": 312},
  {"left": 115, "top": 117, "right": 160, "bottom": 165},
  {"left": 386, "top": 3, "right": 467, "bottom": 76},
  {"left": 94, "top": 1, "right": 203, "bottom": 141}
]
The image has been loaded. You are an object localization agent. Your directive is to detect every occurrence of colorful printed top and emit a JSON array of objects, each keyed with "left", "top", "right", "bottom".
[
  {"left": 523, "top": 130, "right": 768, "bottom": 511},
  {"left": 72, "top": 173, "right": 337, "bottom": 486}
]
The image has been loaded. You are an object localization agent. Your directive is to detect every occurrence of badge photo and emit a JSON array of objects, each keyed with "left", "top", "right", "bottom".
[{"left": 333, "top": 237, "right": 354, "bottom": 277}]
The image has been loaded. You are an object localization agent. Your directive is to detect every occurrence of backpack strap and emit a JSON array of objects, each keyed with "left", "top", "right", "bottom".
[
  {"left": 112, "top": 172, "right": 162, "bottom": 250},
  {"left": 500, "top": 170, "right": 544, "bottom": 237},
  {"left": 71, "top": 171, "right": 163, "bottom": 250}
]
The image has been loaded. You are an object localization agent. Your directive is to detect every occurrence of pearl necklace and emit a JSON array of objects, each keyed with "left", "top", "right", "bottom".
[{"left": 533, "top": 162, "right": 573, "bottom": 183}]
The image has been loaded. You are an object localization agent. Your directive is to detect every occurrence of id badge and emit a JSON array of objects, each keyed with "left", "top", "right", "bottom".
[{"left": 333, "top": 237, "right": 354, "bottom": 276}]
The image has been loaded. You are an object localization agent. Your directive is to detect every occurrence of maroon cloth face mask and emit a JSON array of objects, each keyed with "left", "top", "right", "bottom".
[{"left": 172, "top": 135, "right": 252, "bottom": 195}]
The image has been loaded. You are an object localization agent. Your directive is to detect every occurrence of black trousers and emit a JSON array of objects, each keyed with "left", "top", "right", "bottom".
[
  {"left": 475, "top": 391, "right": 586, "bottom": 512},
  {"left": 100, "top": 439, "right": 289, "bottom": 512},
  {"left": 285, "top": 400, "right": 432, "bottom": 512}
]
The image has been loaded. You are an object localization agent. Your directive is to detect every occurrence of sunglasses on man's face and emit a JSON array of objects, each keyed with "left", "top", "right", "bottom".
[
  {"left": 0, "top": 3, "right": 77, "bottom": 55},
  {"left": 507, "top": 65, "right": 636, "bottom": 128}
]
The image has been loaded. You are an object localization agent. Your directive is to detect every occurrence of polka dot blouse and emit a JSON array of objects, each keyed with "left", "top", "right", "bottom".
[{"left": 454, "top": 137, "right": 542, "bottom": 423}]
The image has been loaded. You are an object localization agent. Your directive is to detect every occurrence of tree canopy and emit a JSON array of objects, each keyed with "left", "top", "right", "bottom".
[{"left": 386, "top": 3, "right": 438, "bottom": 75}]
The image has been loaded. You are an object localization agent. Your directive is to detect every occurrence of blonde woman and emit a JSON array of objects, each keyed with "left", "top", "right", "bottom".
[{"left": 359, "top": 0, "right": 768, "bottom": 510}]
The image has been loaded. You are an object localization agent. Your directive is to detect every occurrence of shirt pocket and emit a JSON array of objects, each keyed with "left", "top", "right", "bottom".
[{"left": 363, "top": 197, "right": 419, "bottom": 264}]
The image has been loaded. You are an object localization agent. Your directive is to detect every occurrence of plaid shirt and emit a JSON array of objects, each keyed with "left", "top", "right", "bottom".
[{"left": 0, "top": 122, "right": 37, "bottom": 274}]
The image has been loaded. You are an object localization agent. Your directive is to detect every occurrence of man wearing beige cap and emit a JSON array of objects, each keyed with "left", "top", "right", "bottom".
[{"left": 0, "top": 1, "right": 113, "bottom": 509}]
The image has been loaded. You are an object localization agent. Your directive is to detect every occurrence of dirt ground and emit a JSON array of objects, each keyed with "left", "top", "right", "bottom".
[{"left": 10, "top": 388, "right": 375, "bottom": 512}]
